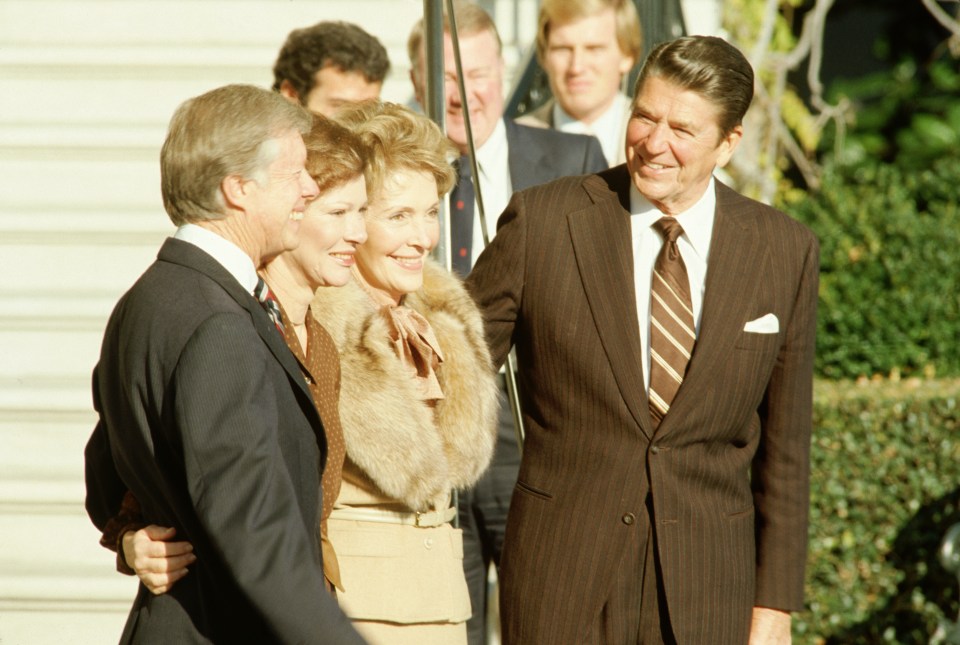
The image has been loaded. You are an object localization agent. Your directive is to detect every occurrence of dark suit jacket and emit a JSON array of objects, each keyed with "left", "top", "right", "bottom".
[
  {"left": 504, "top": 118, "right": 608, "bottom": 191},
  {"left": 467, "top": 165, "right": 819, "bottom": 644},
  {"left": 85, "top": 238, "right": 364, "bottom": 644}
]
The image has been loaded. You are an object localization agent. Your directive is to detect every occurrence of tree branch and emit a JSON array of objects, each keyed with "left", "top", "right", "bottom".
[{"left": 920, "top": 0, "right": 960, "bottom": 37}]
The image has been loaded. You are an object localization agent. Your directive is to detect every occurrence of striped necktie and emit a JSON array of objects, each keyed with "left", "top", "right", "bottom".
[
  {"left": 254, "top": 277, "right": 284, "bottom": 334},
  {"left": 648, "top": 217, "right": 695, "bottom": 428}
]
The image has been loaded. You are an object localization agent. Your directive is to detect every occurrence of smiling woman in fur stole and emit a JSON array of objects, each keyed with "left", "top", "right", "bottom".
[{"left": 317, "top": 100, "right": 498, "bottom": 645}]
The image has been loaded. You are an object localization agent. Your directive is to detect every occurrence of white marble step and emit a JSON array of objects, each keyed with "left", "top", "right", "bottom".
[{"left": 0, "top": 408, "right": 137, "bottom": 644}]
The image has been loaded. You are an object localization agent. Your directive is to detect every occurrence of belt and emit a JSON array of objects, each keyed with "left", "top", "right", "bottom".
[{"left": 329, "top": 505, "right": 456, "bottom": 528}]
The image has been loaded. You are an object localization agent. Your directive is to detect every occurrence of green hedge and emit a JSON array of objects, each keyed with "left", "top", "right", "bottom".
[
  {"left": 796, "top": 379, "right": 960, "bottom": 643},
  {"left": 781, "top": 157, "right": 960, "bottom": 380},
  {"left": 777, "top": 56, "right": 960, "bottom": 381}
]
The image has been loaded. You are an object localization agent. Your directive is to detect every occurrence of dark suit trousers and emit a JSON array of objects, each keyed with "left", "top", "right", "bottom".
[{"left": 460, "top": 380, "right": 519, "bottom": 645}]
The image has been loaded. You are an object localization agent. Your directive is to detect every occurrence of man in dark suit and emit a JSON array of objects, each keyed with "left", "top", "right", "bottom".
[
  {"left": 407, "top": 5, "right": 608, "bottom": 644},
  {"left": 83, "top": 84, "right": 366, "bottom": 644},
  {"left": 468, "top": 36, "right": 819, "bottom": 644}
]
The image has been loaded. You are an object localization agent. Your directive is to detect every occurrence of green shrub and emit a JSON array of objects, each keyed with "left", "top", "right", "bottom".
[
  {"left": 820, "top": 59, "right": 960, "bottom": 169},
  {"left": 796, "top": 379, "right": 960, "bottom": 644},
  {"left": 777, "top": 51, "right": 960, "bottom": 381},
  {"left": 781, "top": 157, "right": 960, "bottom": 380}
]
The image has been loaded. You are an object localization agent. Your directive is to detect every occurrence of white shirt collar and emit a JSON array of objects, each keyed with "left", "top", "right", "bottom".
[
  {"left": 553, "top": 93, "right": 631, "bottom": 165},
  {"left": 629, "top": 176, "right": 716, "bottom": 263},
  {"left": 553, "top": 92, "right": 628, "bottom": 132},
  {"left": 475, "top": 118, "right": 509, "bottom": 179},
  {"left": 468, "top": 118, "right": 512, "bottom": 261},
  {"left": 173, "top": 223, "right": 260, "bottom": 294}
]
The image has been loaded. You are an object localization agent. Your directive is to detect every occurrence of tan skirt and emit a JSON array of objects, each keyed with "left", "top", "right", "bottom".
[
  {"left": 353, "top": 618, "right": 467, "bottom": 645},
  {"left": 328, "top": 514, "right": 471, "bottom": 645}
]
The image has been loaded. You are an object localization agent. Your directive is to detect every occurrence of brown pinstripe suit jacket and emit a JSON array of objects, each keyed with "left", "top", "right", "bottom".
[{"left": 466, "top": 165, "right": 819, "bottom": 644}]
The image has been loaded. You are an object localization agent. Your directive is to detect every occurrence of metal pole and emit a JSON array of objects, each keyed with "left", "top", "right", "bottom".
[
  {"left": 423, "top": 0, "right": 451, "bottom": 271},
  {"left": 421, "top": 0, "right": 460, "bottom": 526}
]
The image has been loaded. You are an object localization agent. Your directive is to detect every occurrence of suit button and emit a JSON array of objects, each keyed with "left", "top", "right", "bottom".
[
  {"left": 650, "top": 445, "right": 660, "bottom": 454},
  {"left": 424, "top": 537, "right": 434, "bottom": 549},
  {"left": 622, "top": 513, "right": 636, "bottom": 525}
]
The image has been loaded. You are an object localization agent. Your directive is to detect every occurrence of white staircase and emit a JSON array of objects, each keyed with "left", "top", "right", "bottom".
[{"left": 0, "top": 0, "right": 548, "bottom": 641}]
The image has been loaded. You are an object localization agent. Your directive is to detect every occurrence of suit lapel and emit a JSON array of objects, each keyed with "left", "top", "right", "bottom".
[
  {"left": 567, "top": 169, "right": 652, "bottom": 438},
  {"left": 505, "top": 119, "right": 569, "bottom": 192},
  {"left": 506, "top": 120, "right": 547, "bottom": 192},
  {"left": 158, "top": 239, "right": 313, "bottom": 403},
  {"left": 654, "top": 182, "right": 768, "bottom": 438}
]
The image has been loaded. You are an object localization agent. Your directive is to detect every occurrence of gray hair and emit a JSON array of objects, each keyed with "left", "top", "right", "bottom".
[{"left": 160, "top": 84, "right": 313, "bottom": 225}]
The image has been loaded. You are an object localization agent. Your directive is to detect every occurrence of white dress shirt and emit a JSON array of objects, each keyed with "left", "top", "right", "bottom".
[
  {"left": 456, "top": 118, "right": 513, "bottom": 268},
  {"left": 174, "top": 223, "right": 259, "bottom": 295},
  {"left": 553, "top": 92, "right": 632, "bottom": 167},
  {"left": 630, "top": 177, "right": 717, "bottom": 391}
]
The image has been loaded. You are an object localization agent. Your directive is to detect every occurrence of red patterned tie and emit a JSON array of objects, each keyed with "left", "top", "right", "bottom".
[
  {"left": 254, "top": 277, "right": 284, "bottom": 334},
  {"left": 450, "top": 155, "right": 474, "bottom": 277},
  {"left": 648, "top": 217, "right": 695, "bottom": 428}
]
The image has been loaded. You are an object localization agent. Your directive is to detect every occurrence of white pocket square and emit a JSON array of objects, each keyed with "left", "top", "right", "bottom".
[{"left": 743, "top": 313, "right": 779, "bottom": 334}]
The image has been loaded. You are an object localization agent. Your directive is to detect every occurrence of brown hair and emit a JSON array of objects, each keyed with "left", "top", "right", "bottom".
[
  {"left": 271, "top": 21, "right": 390, "bottom": 101},
  {"left": 160, "top": 84, "right": 312, "bottom": 226},
  {"left": 333, "top": 100, "right": 457, "bottom": 199},
  {"left": 633, "top": 36, "right": 754, "bottom": 137},
  {"left": 536, "top": 0, "right": 642, "bottom": 65},
  {"left": 303, "top": 115, "right": 367, "bottom": 194}
]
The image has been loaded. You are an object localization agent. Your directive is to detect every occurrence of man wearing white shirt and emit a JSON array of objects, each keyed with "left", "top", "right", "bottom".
[
  {"left": 84, "top": 84, "right": 366, "bottom": 644},
  {"left": 468, "top": 36, "right": 818, "bottom": 644},
  {"left": 408, "top": 2, "right": 607, "bottom": 272},
  {"left": 518, "top": 0, "right": 643, "bottom": 166},
  {"left": 407, "top": 4, "right": 607, "bottom": 644},
  {"left": 630, "top": 179, "right": 716, "bottom": 388}
]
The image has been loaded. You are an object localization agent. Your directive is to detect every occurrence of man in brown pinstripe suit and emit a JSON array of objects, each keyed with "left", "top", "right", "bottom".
[{"left": 467, "top": 36, "right": 818, "bottom": 644}]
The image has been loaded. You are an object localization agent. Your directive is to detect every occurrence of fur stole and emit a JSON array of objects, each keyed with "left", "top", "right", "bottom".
[{"left": 310, "top": 259, "right": 498, "bottom": 512}]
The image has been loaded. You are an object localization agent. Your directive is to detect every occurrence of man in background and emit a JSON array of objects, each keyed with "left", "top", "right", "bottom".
[
  {"left": 408, "top": 4, "right": 608, "bottom": 643},
  {"left": 518, "top": 0, "right": 642, "bottom": 166},
  {"left": 273, "top": 20, "right": 389, "bottom": 117}
]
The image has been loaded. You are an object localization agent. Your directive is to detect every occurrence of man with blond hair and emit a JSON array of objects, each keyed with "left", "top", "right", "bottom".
[
  {"left": 519, "top": 0, "right": 643, "bottom": 166},
  {"left": 84, "top": 84, "right": 366, "bottom": 644}
]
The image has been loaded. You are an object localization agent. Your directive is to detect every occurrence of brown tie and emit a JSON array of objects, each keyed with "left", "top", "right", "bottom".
[{"left": 648, "top": 217, "right": 695, "bottom": 428}]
